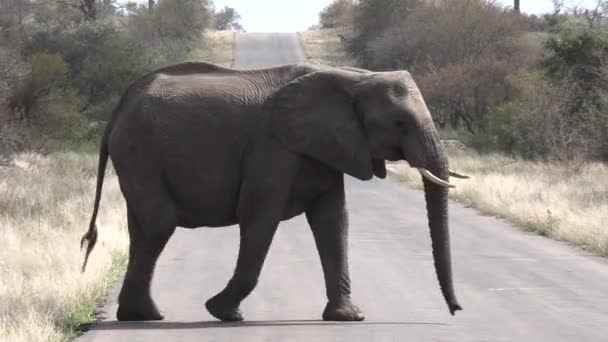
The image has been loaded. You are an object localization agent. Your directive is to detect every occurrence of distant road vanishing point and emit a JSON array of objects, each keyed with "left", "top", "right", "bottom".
[{"left": 77, "top": 32, "right": 608, "bottom": 342}]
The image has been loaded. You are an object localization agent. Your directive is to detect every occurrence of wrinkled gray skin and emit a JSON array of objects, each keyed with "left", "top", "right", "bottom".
[{"left": 81, "top": 62, "right": 462, "bottom": 322}]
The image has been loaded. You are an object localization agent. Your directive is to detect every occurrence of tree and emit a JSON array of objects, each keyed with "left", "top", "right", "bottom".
[
  {"left": 348, "top": 0, "right": 421, "bottom": 63},
  {"left": 154, "top": 0, "right": 213, "bottom": 41},
  {"left": 543, "top": 20, "right": 608, "bottom": 92},
  {"left": 213, "top": 6, "right": 244, "bottom": 31},
  {"left": 53, "top": 0, "right": 98, "bottom": 20},
  {"left": 0, "top": 0, "right": 33, "bottom": 28},
  {"left": 319, "top": 0, "right": 355, "bottom": 28},
  {"left": 350, "top": 0, "right": 527, "bottom": 132}
]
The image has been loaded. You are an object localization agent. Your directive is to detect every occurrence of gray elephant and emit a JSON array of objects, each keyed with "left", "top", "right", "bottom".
[{"left": 80, "top": 61, "right": 466, "bottom": 322}]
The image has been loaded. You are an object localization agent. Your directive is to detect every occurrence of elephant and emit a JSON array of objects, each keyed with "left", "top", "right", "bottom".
[{"left": 80, "top": 61, "right": 466, "bottom": 322}]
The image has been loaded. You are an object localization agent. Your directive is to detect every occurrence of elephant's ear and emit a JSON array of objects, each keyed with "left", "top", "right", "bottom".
[{"left": 270, "top": 70, "right": 374, "bottom": 181}]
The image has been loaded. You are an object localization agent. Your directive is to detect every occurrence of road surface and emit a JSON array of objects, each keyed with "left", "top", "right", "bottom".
[{"left": 77, "top": 33, "right": 608, "bottom": 342}]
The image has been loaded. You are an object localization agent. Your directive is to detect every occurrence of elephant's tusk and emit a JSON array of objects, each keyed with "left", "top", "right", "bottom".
[
  {"left": 449, "top": 170, "right": 470, "bottom": 179},
  {"left": 418, "top": 168, "right": 455, "bottom": 188}
]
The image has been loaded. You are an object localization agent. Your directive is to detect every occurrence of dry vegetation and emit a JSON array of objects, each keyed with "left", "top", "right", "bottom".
[
  {"left": 0, "top": 153, "right": 128, "bottom": 342},
  {"left": 298, "top": 29, "right": 356, "bottom": 66},
  {"left": 191, "top": 30, "right": 236, "bottom": 67},
  {"left": 387, "top": 150, "right": 608, "bottom": 256},
  {"left": 300, "top": 28, "right": 608, "bottom": 256},
  {"left": 0, "top": 2, "right": 239, "bottom": 341},
  {"left": 0, "top": 28, "right": 236, "bottom": 342}
]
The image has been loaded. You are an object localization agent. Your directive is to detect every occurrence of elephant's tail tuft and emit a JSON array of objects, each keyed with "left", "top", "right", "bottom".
[
  {"left": 80, "top": 129, "right": 110, "bottom": 273},
  {"left": 80, "top": 223, "right": 98, "bottom": 272}
]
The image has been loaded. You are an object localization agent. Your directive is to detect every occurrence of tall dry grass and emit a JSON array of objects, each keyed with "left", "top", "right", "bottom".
[
  {"left": 190, "top": 30, "right": 236, "bottom": 67},
  {"left": 0, "top": 152, "right": 128, "bottom": 342},
  {"left": 0, "top": 29, "right": 236, "bottom": 342},
  {"left": 388, "top": 149, "right": 608, "bottom": 256},
  {"left": 298, "top": 29, "right": 356, "bottom": 66}
]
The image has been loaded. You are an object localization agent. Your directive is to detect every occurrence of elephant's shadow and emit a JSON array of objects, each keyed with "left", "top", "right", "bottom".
[{"left": 83, "top": 319, "right": 446, "bottom": 331}]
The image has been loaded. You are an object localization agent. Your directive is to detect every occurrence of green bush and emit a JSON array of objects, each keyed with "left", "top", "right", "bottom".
[
  {"left": 319, "top": 0, "right": 355, "bottom": 29},
  {"left": 543, "top": 20, "right": 608, "bottom": 88},
  {"left": 2, "top": 0, "right": 216, "bottom": 150},
  {"left": 472, "top": 102, "right": 518, "bottom": 153},
  {"left": 470, "top": 71, "right": 607, "bottom": 160}
]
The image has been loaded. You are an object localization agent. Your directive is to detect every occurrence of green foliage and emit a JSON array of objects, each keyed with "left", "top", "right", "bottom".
[
  {"left": 469, "top": 70, "right": 608, "bottom": 160},
  {"left": 543, "top": 19, "right": 608, "bottom": 86},
  {"left": 29, "top": 51, "right": 70, "bottom": 87},
  {"left": 213, "top": 6, "right": 244, "bottom": 31},
  {"left": 319, "top": 0, "right": 355, "bottom": 29},
  {"left": 472, "top": 102, "right": 518, "bottom": 152},
  {"left": 10, "top": 52, "right": 71, "bottom": 119},
  {"left": 9, "top": 52, "right": 88, "bottom": 142},
  {"left": 537, "top": 19, "right": 608, "bottom": 159},
  {"left": 1, "top": 0, "right": 217, "bottom": 150},
  {"left": 349, "top": 0, "right": 420, "bottom": 64},
  {"left": 154, "top": 0, "right": 212, "bottom": 42}
]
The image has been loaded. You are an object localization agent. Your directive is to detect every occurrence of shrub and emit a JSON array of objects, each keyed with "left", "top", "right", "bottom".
[
  {"left": 476, "top": 71, "right": 606, "bottom": 160},
  {"left": 348, "top": 0, "right": 420, "bottom": 64},
  {"left": 213, "top": 6, "right": 244, "bottom": 31},
  {"left": 9, "top": 52, "right": 86, "bottom": 142},
  {"left": 543, "top": 19, "right": 608, "bottom": 89},
  {"left": 319, "top": 0, "right": 355, "bottom": 29},
  {"left": 1, "top": 0, "right": 217, "bottom": 149}
]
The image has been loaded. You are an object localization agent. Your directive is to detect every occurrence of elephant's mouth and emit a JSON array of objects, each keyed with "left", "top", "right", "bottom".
[
  {"left": 376, "top": 145, "right": 469, "bottom": 188},
  {"left": 400, "top": 146, "right": 468, "bottom": 188},
  {"left": 374, "top": 146, "right": 404, "bottom": 162}
]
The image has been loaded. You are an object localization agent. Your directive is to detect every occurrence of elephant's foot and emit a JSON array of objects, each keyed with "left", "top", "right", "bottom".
[
  {"left": 205, "top": 294, "right": 243, "bottom": 322},
  {"left": 322, "top": 299, "right": 365, "bottom": 321},
  {"left": 116, "top": 296, "right": 164, "bottom": 321}
]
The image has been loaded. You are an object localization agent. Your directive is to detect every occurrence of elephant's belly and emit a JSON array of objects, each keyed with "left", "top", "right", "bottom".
[
  {"left": 280, "top": 200, "right": 308, "bottom": 221},
  {"left": 165, "top": 166, "right": 242, "bottom": 228},
  {"left": 172, "top": 193, "right": 239, "bottom": 228},
  {"left": 176, "top": 206, "right": 238, "bottom": 228}
]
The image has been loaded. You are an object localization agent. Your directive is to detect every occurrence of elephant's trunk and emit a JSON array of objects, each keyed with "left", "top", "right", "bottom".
[{"left": 413, "top": 127, "right": 462, "bottom": 315}]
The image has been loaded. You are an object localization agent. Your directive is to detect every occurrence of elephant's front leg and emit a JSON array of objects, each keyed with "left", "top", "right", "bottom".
[
  {"left": 205, "top": 219, "right": 280, "bottom": 322},
  {"left": 206, "top": 149, "right": 298, "bottom": 322},
  {"left": 305, "top": 175, "right": 364, "bottom": 321}
]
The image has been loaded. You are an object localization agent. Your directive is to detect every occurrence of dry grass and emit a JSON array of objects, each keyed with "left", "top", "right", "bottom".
[
  {"left": 190, "top": 30, "right": 236, "bottom": 67},
  {"left": 0, "top": 30, "right": 234, "bottom": 341},
  {"left": 0, "top": 152, "right": 128, "bottom": 342},
  {"left": 298, "top": 29, "right": 357, "bottom": 66},
  {"left": 388, "top": 149, "right": 608, "bottom": 256}
]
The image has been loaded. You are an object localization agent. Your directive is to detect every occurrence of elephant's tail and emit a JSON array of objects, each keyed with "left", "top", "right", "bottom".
[{"left": 80, "top": 129, "right": 110, "bottom": 273}]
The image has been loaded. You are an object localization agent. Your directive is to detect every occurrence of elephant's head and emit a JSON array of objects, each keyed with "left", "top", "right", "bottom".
[{"left": 270, "top": 66, "right": 464, "bottom": 315}]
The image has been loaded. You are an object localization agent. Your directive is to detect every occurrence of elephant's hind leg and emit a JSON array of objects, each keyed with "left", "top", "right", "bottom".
[{"left": 116, "top": 197, "right": 177, "bottom": 321}]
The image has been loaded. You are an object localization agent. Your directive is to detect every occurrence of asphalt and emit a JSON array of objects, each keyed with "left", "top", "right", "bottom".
[{"left": 77, "top": 33, "right": 608, "bottom": 342}]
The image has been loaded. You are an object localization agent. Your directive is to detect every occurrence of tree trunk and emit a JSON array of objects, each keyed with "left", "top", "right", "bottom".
[
  {"left": 82, "top": 0, "right": 97, "bottom": 20},
  {"left": 514, "top": 0, "right": 520, "bottom": 13}
]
